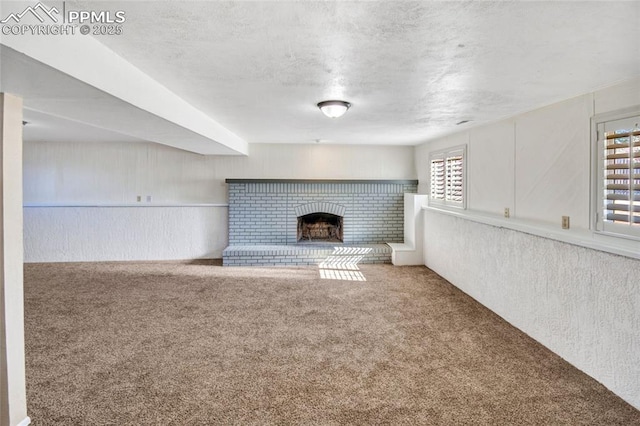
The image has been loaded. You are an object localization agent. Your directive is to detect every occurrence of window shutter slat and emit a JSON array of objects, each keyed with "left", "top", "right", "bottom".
[
  {"left": 605, "top": 129, "right": 640, "bottom": 140},
  {"left": 606, "top": 164, "right": 632, "bottom": 170},
  {"left": 605, "top": 204, "right": 640, "bottom": 213},
  {"left": 606, "top": 213, "right": 640, "bottom": 223}
]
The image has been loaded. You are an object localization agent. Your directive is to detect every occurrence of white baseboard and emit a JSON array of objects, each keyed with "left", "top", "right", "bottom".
[{"left": 17, "top": 417, "right": 31, "bottom": 426}]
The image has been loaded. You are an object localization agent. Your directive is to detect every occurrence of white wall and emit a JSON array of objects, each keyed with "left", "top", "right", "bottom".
[
  {"left": 24, "top": 206, "right": 228, "bottom": 262},
  {"left": 416, "top": 77, "right": 640, "bottom": 227},
  {"left": 23, "top": 143, "right": 416, "bottom": 261},
  {"left": 417, "top": 95, "right": 594, "bottom": 226},
  {"left": 25, "top": 142, "right": 415, "bottom": 205},
  {"left": 417, "top": 77, "right": 640, "bottom": 409}
]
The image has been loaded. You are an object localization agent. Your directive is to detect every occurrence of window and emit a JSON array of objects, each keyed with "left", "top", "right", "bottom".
[
  {"left": 593, "top": 109, "right": 640, "bottom": 239},
  {"left": 429, "top": 145, "right": 466, "bottom": 208}
]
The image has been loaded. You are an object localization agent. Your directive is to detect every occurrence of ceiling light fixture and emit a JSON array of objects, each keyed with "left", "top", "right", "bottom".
[{"left": 317, "top": 100, "right": 351, "bottom": 118}]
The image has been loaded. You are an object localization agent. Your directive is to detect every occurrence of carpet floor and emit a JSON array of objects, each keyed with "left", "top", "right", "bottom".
[{"left": 24, "top": 261, "right": 640, "bottom": 425}]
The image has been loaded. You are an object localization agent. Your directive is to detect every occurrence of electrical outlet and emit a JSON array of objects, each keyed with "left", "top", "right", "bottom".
[
  {"left": 562, "top": 216, "right": 570, "bottom": 229},
  {"left": 146, "top": 195, "right": 152, "bottom": 202},
  {"left": 136, "top": 195, "right": 141, "bottom": 202},
  {"left": 504, "top": 208, "right": 510, "bottom": 218}
]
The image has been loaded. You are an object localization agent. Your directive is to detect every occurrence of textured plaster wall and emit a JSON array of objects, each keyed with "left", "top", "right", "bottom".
[
  {"left": 23, "top": 142, "right": 415, "bottom": 261},
  {"left": 417, "top": 78, "right": 640, "bottom": 409},
  {"left": 423, "top": 211, "right": 640, "bottom": 409}
]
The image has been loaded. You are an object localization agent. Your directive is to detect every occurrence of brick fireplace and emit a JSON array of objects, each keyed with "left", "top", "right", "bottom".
[{"left": 223, "top": 179, "right": 417, "bottom": 266}]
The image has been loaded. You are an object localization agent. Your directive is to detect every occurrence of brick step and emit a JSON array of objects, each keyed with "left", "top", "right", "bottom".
[{"left": 223, "top": 243, "right": 391, "bottom": 266}]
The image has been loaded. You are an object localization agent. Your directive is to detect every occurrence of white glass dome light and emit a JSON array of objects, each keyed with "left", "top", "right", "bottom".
[{"left": 317, "top": 100, "right": 351, "bottom": 118}]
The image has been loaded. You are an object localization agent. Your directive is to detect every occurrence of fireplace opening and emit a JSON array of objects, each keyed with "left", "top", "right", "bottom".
[{"left": 297, "top": 213, "right": 343, "bottom": 243}]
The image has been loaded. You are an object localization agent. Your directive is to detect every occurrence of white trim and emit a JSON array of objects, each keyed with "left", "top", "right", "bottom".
[
  {"left": 424, "top": 206, "right": 640, "bottom": 260},
  {"left": 23, "top": 203, "right": 229, "bottom": 208},
  {"left": 17, "top": 417, "right": 31, "bottom": 426}
]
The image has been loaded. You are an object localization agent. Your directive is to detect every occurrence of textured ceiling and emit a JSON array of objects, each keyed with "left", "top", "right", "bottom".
[{"left": 5, "top": 1, "right": 640, "bottom": 148}]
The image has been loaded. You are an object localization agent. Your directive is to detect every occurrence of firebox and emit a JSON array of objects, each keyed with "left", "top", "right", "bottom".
[{"left": 297, "top": 213, "right": 343, "bottom": 243}]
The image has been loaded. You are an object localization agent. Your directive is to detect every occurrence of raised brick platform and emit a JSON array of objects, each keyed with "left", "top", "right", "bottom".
[{"left": 223, "top": 243, "right": 391, "bottom": 266}]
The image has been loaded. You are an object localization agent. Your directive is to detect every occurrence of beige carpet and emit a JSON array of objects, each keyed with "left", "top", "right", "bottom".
[{"left": 24, "top": 261, "right": 640, "bottom": 425}]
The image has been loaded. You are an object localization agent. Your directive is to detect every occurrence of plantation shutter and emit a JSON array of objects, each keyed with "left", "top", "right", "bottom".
[
  {"left": 430, "top": 157, "right": 445, "bottom": 200},
  {"left": 446, "top": 153, "right": 464, "bottom": 203},
  {"left": 429, "top": 146, "right": 465, "bottom": 207},
  {"left": 598, "top": 116, "right": 640, "bottom": 236}
]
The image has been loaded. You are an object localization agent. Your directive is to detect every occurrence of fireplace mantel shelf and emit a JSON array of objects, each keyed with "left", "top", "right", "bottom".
[{"left": 225, "top": 178, "right": 418, "bottom": 184}]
